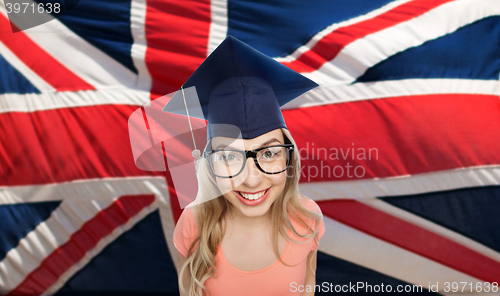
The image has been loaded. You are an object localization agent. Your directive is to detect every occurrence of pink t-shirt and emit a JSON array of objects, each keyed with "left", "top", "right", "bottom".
[{"left": 173, "top": 197, "right": 325, "bottom": 296}]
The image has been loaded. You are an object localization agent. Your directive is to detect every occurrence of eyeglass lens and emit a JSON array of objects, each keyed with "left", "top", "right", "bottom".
[{"left": 209, "top": 146, "right": 289, "bottom": 177}]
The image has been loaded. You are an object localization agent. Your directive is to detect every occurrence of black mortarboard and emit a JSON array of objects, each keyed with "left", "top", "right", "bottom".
[{"left": 162, "top": 35, "right": 318, "bottom": 140}]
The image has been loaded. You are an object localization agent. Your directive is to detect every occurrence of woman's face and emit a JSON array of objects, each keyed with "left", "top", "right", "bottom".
[{"left": 211, "top": 129, "right": 288, "bottom": 219}]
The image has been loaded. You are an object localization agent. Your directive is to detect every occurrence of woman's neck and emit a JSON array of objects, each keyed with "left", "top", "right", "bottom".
[{"left": 227, "top": 207, "right": 273, "bottom": 231}]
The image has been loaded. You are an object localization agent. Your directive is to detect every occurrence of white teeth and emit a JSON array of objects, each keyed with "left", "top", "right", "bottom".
[{"left": 240, "top": 190, "right": 266, "bottom": 200}]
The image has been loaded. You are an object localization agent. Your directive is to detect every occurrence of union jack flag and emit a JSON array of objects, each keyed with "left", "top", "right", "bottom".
[{"left": 0, "top": 0, "right": 499, "bottom": 295}]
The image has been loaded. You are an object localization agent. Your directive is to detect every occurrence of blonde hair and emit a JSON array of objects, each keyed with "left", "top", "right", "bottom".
[{"left": 178, "top": 128, "right": 322, "bottom": 296}]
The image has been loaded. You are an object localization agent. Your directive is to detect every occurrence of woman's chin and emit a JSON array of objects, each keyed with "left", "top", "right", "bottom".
[
  {"left": 232, "top": 204, "right": 272, "bottom": 219},
  {"left": 225, "top": 189, "right": 278, "bottom": 219}
]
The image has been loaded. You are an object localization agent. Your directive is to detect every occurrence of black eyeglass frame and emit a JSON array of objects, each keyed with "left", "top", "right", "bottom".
[{"left": 203, "top": 135, "right": 294, "bottom": 178}]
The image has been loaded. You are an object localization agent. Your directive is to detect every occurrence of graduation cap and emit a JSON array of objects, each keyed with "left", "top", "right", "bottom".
[{"left": 162, "top": 35, "right": 318, "bottom": 141}]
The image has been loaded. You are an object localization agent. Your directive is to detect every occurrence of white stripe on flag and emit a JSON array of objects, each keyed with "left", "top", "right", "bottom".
[
  {"left": 282, "top": 79, "right": 500, "bottom": 109},
  {"left": 0, "top": 87, "right": 150, "bottom": 113},
  {"left": 45, "top": 202, "right": 157, "bottom": 295},
  {"left": 275, "top": 0, "right": 414, "bottom": 63},
  {"left": 299, "top": 165, "right": 500, "bottom": 200},
  {"left": 0, "top": 0, "right": 139, "bottom": 90},
  {"left": 319, "top": 216, "right": 489, "bottom": 295},
  {"left": 0, "top": 176, "right": 169, "bottom": 204},
  {"left": 0, "top": 177, "right": 175, "bottom": 294},
  {"left": 358, "top": 198, "right": 500, "bottom": 264},
  {"left": 287, "top": 0, "right": 500, "bottom": 85},
  {"left": 208, "top": 0, "right": 228, "bottom": 55},
  {"left": 0, "top": 41, "right": 55, "bottom": 93},
  {"left": 0, "top": 199, "right": 115, "bottom": 292},
  {"left": 130, "top": 0, "right": 152, "bottom": 92},
  {"left": 2, "top": 78, "right": 495, "bottom": 113}
]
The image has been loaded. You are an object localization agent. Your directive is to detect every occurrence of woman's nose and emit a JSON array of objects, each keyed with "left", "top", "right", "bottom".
[{"left": 241, "top": 157, "right": 263, "bottom": 188}]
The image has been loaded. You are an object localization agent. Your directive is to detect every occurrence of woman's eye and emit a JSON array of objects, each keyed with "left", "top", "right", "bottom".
[
  {"left": 263, "top": 151, "right": 274, "bottom": 158},
  {"left": 221, "top": 152, "right": 241, "bottom": 162},
  {"left": 224, "top": 155, "right": 236, "bottom": 161},
  {"left": 213, "top": 152, "right": 241, "bottom": 163},
  {"left": 261, "top": 148, "right": 281, "bottom": 159}
]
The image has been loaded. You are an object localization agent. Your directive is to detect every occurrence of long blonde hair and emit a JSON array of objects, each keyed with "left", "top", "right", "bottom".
[{"left": 178, "top": 128, "right": 322, "bottom": 296}]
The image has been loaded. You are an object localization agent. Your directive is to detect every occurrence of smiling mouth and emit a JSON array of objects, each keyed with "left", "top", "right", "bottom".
[{"left": 235, "top": 188, "right": 269, "bottom": 200}]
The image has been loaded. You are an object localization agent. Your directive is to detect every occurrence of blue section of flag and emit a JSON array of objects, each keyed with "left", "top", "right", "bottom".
[
  {"left": 227, "top": 0, "right": 395, "bottom": 57},
  {"left": 57, "top": 0, "right": 138, "bottom": 74},
  {"left": 382, "top": 185, "right": 500, "bottom": 253},
  {"left": 0, "top": 55, "right": 40, "bottom": 94},
  {"left": 55, "top": 210, "right": 178, "bottom": 294},
  {"left": 0, "top": 201, "right": 61, "bottom": 261},
  {"left": 316, "top": 252, "right": 433, "bottom": 294},
  {"left": 357, "top": 16, "right": 500, "bottom": 82}
]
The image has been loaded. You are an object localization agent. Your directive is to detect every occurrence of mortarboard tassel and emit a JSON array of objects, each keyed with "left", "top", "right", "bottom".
[{"left": 180, "top": 85, "right": 202, "bottom": 172}]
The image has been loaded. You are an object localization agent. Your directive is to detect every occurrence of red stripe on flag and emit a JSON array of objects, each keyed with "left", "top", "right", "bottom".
[
  {"left": 2, "top": 94, "right": 499, "bottom": 186},
  {"left": 0, "top": 14, "right": 94, "bottom": 91},
  {"left": 281, "top": 0, "right": 454, "bottom": 73},
  {"left": 143, "top": 0, "right": 211, "bottom": 218},
  {"left": 8, "top": 194, "right": 155, "bottom": 296},
  {"left": 0, "top": 103, "right": 183, "bottom": 219},
  {"left": 1, "top": 94, "right": 499, "bottom": 186},
  {"left": 0, "top": 105, "right": 163, "bottom": 186},
  {"left": 144, "top": 0, "right": 211, "bottom": 99},
  {"left": 318, "top": 199, "right": 500, "bottom": 283},
  {"left": 284, "top": 94, "right": 500, "bottom": 182}
]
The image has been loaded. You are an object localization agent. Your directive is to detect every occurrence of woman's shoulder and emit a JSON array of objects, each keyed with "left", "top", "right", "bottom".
[
  {"left": 288, "top": 195, "right": 326, "bottom": 252},
  {"left": 175, "top": 206, "right": 199, "bottom": 234},
  {"left": 298, "top": 195, "right": 323, "bottom": 215},
  {"left": 173, "top": 206, "right": 199, "bottom": 257},
  {"left": 299, "top": 195, "right": 325, "bottom": 252},
  {"left": 287, "top": 195, "right": 323, "bottom": 228}
]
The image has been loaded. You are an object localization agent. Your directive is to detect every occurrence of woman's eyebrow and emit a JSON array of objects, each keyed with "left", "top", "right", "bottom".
[
  {"left": 259, "top": 138, "right": 282, "bottom": 148},
  {"left": 214, "top": 138, "right": 282, "bottom": 150},
  {"left": 214, "top": 144, "right": 232, "bottom": 149}
]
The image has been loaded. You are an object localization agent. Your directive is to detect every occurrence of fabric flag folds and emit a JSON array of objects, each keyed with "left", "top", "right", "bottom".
[{"left": 0, "top": 0, "right": 499, "bottom": 295}]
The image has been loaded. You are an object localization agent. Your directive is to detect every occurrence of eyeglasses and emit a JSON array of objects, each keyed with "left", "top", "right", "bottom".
[{"left": 203, "top": 137, "right": 294, "bottom": 178}]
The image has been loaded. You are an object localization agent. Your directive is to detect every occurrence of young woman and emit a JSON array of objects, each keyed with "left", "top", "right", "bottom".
[{"left": 165, "top": 36, "right": 325, "bottom": 296}]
